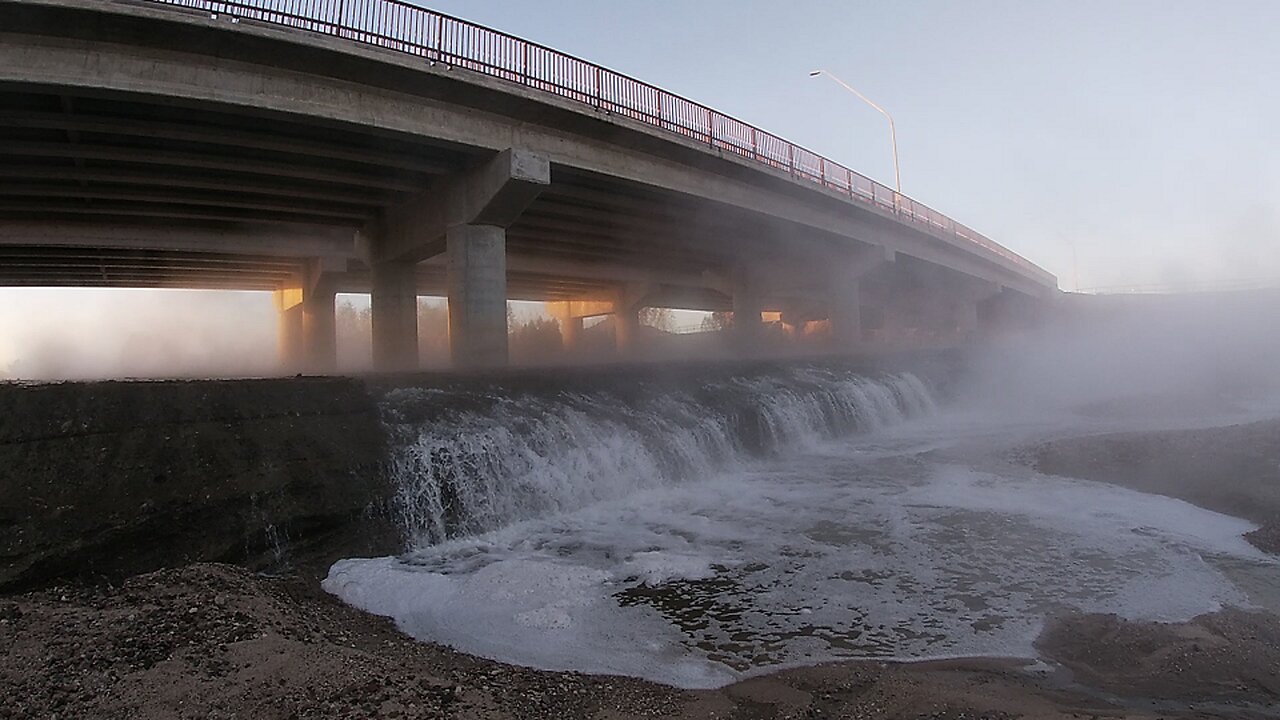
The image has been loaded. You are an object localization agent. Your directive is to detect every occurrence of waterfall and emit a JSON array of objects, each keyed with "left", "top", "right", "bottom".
[{"left": 378, "top": 368, "right": 937, "bottom": 546}]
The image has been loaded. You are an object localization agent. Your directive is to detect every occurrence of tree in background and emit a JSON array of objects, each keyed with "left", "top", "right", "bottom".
[
  {"left": 337, "top": 298, "right": 567, "bottom": 368},
  {"left": 700, "top": 311, "right": 733, "bottom": 332},
  {"left": 417, "top": 300, "right": 448, "bottom": 367},
  {"left": 509, "top": 316, "right": 563, "bottom": 363},
  {"left": 335, "top": 301, "right": 372, "bottom": 370},
  {"left": 639, "top": 306, "right": 674, "bottom": 332}
]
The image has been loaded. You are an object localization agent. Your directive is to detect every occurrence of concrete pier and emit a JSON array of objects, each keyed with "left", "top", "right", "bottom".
[
  {"left": 301, "top": 286, "right": 337, "bottom": 373},
  {"left": 548, "top": 300, "right": 613, "bottom": 354},
  {"left": 275, "top": 290, "right": 305, "bottom": 371},
  {"left": 732, "top": 269, "right": 763, "bottom": 350},
  {"left": 829, "top": 280, "right": 862, "bottom": 348},
  {"left": 276, "top": 275, "right": 337, "bottom": 373},
  {"left": 447, "top": 225, "right": 509, "bottom": 367},
  {"left": 370, "top": 261, "right": 419, "bottom": 372},
  {"left": 559, "top": 316, "right": 583, "bottom": 350}
]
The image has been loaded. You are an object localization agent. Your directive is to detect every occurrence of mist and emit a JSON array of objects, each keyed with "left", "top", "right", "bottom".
[
  {"left": 0, "top": 288, "right": 278, "bottom": 381},
  {"left": 959, "top": 288, "right": 1280, "bottom": 417}
]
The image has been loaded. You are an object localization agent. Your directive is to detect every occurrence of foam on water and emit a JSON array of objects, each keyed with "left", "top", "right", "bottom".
[{"left": 324, "top": 368, "right": 1276, "bottom": 689}]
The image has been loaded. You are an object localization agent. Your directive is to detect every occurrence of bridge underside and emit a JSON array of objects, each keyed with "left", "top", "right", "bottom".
[
  {"left": 0, "top": 0, "right": 1055, "bottom": 372},
  {"left": 0, "top": 86, "right": 763, "bottom": 303}
]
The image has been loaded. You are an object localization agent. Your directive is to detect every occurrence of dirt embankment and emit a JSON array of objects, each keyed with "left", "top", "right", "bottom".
[
  {"left": 4, "top": 562, "right": 1278, "bottom": 720},
  {"left": 1031, "top": 419, "right": 1280, "bottom": 553},
  {"left": 0, "top": 378, "right": 400, "bottom": 591}
]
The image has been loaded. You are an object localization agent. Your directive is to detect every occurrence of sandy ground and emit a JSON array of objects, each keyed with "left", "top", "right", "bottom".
[
  {"left": 1032, "top": 418, "right": 1280, "bottom": 554},
  {"left": 3, "top": 562, "right": 1278, "bottom": 720}
]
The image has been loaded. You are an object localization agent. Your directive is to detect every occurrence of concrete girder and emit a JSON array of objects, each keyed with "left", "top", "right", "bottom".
[
  {"left": 0, "top": 201, "right": 365, "bottom": 228},
  {"left": 0, "top": 141, "right": 426, "bottom": 193},
  {"left": 4, "top": 268, "right": 294, "bottom": 286},
  {"left": 498, "top": 254, "right": 729, "bottom": 296},
  {"left": 0, "top": 110, "right": 452, "bottom": 175},
  {"left": 1, "top": 277, "right": 284, "bottom": 291},
  {"left": 0, "top": 165, "right": 397, "bottom": 206},
  {"left": 506, "top": 226, "right": 724, "bottom": 268},
  {"left": 524, "top": 195, "right": 763, "bottom": 246},
  {"left": 0, "top": 221, "right": 356, "bottom": 258},
  {"left": 0, "top": 186, "right": 371, "bottom": 221}
]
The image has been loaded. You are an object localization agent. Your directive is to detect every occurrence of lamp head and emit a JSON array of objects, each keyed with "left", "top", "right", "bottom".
[{"left": 808, "top": 70, "right": 822, "bottom": 77}]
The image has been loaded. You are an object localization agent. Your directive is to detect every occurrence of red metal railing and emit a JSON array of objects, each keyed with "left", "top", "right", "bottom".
[{"left": 146, "top": 0, "right": 1054, "bottom": 285}]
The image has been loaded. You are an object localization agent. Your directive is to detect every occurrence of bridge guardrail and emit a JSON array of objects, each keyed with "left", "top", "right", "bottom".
[{"left": 150, "top": 0, "right": 1054, "bottom": 286}]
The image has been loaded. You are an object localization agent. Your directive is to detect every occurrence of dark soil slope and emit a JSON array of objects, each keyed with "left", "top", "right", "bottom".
[{"left": 0, "top": 378, "right": 398, "bottom": 590}]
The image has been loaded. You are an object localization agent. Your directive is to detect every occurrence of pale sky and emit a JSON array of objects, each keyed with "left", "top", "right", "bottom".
[
  {"left": 3, "top": 1, "right": 1278, "bottom": 376},
  {"left": 415, "top": 0, "right": 1280, "bottom": 291}
]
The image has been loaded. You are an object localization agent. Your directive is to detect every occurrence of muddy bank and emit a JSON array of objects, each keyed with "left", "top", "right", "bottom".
[
  {"left": 3, "top": 562, "right": 1277, "bottom": 719},
  {"left": 0, "top": 378, "right": 399, "bottom": 591},
  {"left": 1031, "top": 419, "right": 1280, "bottom": 553}
]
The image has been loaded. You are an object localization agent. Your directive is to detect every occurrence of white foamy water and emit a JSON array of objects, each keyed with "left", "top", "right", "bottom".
[{"left": 324, "top": 369, "right": 1276, "bottom": 688}]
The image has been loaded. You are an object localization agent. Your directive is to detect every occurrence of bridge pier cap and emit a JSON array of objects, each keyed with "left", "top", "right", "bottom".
[{"left": 359, "top": 149, "right": 549, "bottom": 370}]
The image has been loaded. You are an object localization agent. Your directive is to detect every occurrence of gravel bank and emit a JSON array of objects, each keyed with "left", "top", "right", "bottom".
[{"left": 3, "top": 563, "right": 1278, "bottom": 719}]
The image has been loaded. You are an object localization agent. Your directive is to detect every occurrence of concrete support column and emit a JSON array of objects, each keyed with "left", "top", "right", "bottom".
[
  {"left": 825, "top": 245, "right": 892, "bottom": 352},
  {"left": 301, "top": 286, "right": 337, "bottom": 373},
  {"left": 559, "top": 315, "right": 583, "bottom": 350},
  {"left": 275, "top": 258, "right": 342, "bottom": 374},
  {"left": 956, "top": 300, "right": 980, "bottom": 341},
  {"left": 829, "top": 279, "right": 862, "bottom": 348},
  {"left": 732, "top": 269, "right": 763, "bottom": 351},
  {"left": 610, "top": 283, "right": 649, "bottom": 355},
  {"left": 370, "top": 261, "right": 419, "bottom": 372},
  {"left": 275, "top": 293, "right": 304, "bottom": 372},
  {"left": 614, "top": 307, "right": 640, "bottom": 353},
  {"left": 447, "top": 224, "right": 508, "bottom": 368},
  {"left": 548, "top": 300, "right": 613, "bottom": 355}
]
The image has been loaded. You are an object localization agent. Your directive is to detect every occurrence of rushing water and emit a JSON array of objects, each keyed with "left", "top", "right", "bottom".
[{"left": 323, "top": 365, "right": 1277, "bottom": 688}]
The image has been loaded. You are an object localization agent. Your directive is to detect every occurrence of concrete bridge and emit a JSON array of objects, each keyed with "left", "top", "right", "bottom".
[{"left": 0, "top": 0, "right": 1057, "bottom": 371}]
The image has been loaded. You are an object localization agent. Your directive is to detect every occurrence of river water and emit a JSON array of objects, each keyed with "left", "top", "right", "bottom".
[{"left": 323, "top": 365, "right": 1278, "bottom": 688}]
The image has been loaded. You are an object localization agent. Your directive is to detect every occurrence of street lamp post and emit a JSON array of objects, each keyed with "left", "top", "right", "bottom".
[{"left": 809, "top": 69, "right": 901, "bottom": 196}]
